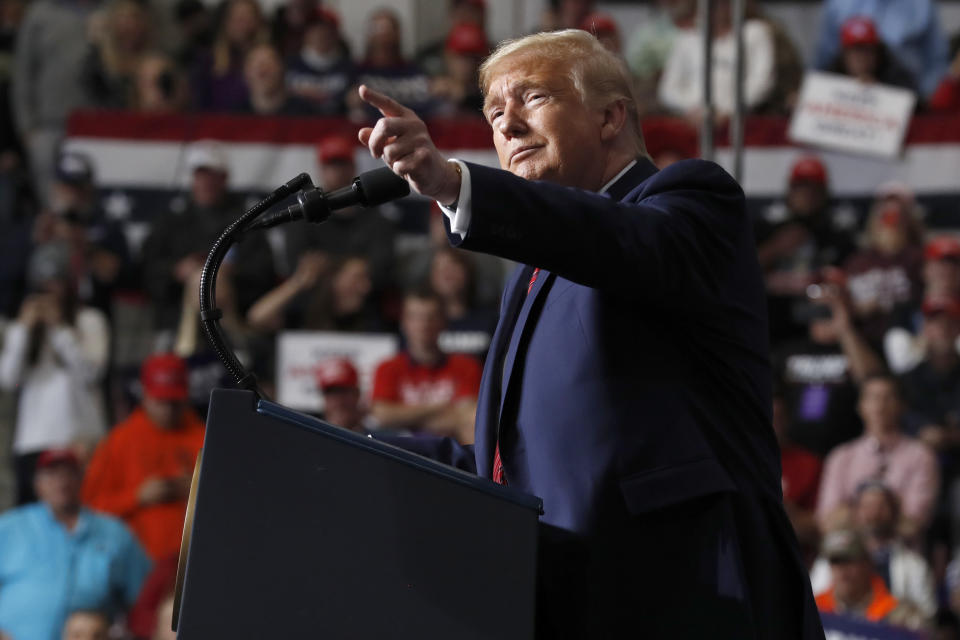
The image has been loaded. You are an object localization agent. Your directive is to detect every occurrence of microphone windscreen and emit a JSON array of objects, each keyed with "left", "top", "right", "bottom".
[{"left": 357, "top": 167, "right": 410, "bottom": 206}]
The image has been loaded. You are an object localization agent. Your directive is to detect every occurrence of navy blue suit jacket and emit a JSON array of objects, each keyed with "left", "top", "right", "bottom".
[{"left": 389, "top": 157, "right": 824, "bottom": 638}]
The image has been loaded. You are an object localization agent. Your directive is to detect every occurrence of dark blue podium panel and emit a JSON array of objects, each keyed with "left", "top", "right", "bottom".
[{"left": 176, "top": 390, "right": 541, "bottom": 639}]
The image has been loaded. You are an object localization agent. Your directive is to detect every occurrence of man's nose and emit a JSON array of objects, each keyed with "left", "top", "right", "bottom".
[{"left": 497, "top": 104, "right": 528, "bottom": 138}]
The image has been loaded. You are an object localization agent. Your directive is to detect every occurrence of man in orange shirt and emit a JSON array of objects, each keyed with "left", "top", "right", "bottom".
[
  {"left": 815, "top": 528, "right": 927, "bottom": 630},
  {"left": 82, "top": 353, "right": 205, "bottom": 560}
]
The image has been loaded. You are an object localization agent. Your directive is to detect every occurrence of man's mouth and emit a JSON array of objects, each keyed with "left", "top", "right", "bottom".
[{"left": 510, "top": 145, "right": 543, "bottom": 165}]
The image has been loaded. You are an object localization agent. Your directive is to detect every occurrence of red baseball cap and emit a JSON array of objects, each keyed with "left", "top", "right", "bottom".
[
  {"left": 841, "top": 16, "right": 879, "bottom": 48},
  {"left": 141, "top": 353, "right": 189, "bottom": 401},
  {"left": 445, "top": 22, "right": 489, "bottom": 57},
  {"left": 315, "top": 358, "right": 359, "bottom": 391},
  {"left": 926, "top": 237, "right": 960, "bottom": 262},
  {"left": 317, "top": 135, "right": 356, "bottom": 165},
  {"left": 579, "top": 13, "right": 618, "bottom": 36},
  {"left": 37, "top": 448, "right": 81, "bottom": 471},
  {"left": 922, "top": 297, "right": 960, "bottom": 319},
  {"left": 789, "top": 155, "right": 828, "bottom": 185}
]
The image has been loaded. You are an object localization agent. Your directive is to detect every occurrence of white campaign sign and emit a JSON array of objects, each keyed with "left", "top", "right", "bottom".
[
  {"left": 276, "top": 331, "right": 398, "bottom": 412},
  {"left": 789, "top": 71, "right": 916, "bottom": 159}
]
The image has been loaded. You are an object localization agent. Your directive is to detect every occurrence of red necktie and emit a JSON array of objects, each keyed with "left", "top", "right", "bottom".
[{"left": 492, "top": 268, "right": 541, "bottom": 485}]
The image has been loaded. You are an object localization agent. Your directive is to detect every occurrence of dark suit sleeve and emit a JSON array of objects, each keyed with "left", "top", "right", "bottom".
[
  {"left": 453, "top": 160, "right": 751, "bottom": 310},
  {"left": 372, "top": 433, "right": 477, "bottom": 475}
]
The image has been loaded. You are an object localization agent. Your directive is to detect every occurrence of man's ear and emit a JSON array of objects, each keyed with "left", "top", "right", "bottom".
[{"left": 599, "top": 99, "right": 628, "bottom": 143}]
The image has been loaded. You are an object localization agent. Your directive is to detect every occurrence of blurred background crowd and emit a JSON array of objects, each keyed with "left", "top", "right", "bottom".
[{"left": 1, "top": 0, "right": 960, "bottom": 638}]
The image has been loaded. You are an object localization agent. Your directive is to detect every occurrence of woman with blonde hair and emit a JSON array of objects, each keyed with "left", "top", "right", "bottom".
[
  {"left": 85, "top": 0, "right": 154, "bottom": 108},
  {"left": 189, "top": 0, "right": 267, "bottom": 111}
]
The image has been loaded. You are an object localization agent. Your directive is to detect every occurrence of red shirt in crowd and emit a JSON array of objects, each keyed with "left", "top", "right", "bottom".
[
  {"left": 781, "top": 445, "right": 823, "bottom": 511},
  {"left": 371, "top": 352, "right": 481, "bottom": 406},
  {"left": 81, "top": 407, "right": 205, "bottom": 561}
]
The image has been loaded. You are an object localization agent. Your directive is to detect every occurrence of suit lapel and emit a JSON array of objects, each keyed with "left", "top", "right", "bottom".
[
  {"left": 475, "top": 265, "right": 532, "bottom": 476},
  {"left": 498, "top": 268, "right": 556, "bottom": 424}
]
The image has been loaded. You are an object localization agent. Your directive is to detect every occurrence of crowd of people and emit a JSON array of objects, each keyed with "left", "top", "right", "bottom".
[{"left": 0, "top": 0, "right": 960, "bottom": 637}]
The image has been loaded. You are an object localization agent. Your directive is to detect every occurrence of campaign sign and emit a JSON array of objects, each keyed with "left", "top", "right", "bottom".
[
  {"left": 276, "top": 331, "right": 398, "bottom": 412},
  {"left": 789, "top": 71, "right": 916, "bottom": 159},
  {"left": 820, "top": 613, "right": 927, "bottom": 640}
]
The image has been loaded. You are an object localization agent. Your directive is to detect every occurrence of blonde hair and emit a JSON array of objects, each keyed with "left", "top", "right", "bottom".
[{"left": 479, "top": 29, "right": 645, "bottom": 155}]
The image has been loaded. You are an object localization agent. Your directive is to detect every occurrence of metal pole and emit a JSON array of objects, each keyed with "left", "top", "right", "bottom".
[
  {"left": 698, "top": 0, "right": 714, "bottom": 161},
  {"left": 731, "top": 0, "right": 746, "bottom": 181}
]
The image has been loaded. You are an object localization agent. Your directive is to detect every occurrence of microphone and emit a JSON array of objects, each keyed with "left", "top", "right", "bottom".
[{"left": 249, "top": 167, "right": 410, "bottom": 230}]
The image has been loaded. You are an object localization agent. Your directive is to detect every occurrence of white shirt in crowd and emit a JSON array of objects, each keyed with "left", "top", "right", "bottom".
[
  {"left": 0, "top": 308, "right": 109, "bottom": 454},
  {"left": 657, "top": 21, "right": 776, "bottom": 116}
]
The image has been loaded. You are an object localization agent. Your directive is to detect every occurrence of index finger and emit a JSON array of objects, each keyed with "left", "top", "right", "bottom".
[{"left": 358, "top": 84, "right": 411, "bottom": 118}]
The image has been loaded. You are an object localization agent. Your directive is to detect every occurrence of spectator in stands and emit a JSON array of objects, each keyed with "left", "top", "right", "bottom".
[
  {"left": 140, "top": 140, "right": 276, "bottom": 331},
  {"left": 132, "top": 53, "right": 188, "bottom": 113},
  {"left": 844, "top": 182, "right": 925, "bottom": 347},
  {"left": 82, "top": 353, "right": 204, "bottom": 561},
  {"left": 579, "top": 13, "right": 620, "bottom": 54},
  {"left": 930, "top": 37, "right": 960, "bottom": 111},
  {"left": 11, "top": 0, "right": 98, "bottom": 204},
  {"left": 84, "top": 0, "right": 154, "bottom": 109},
  {"left": 899, "top": 299, "right": 960, "bottom": 446},
  {"left": 430, "top": 22, "right": 488, "bottom": 116},
  {"left": 316, "top": 357, "right": 373, "bottom": 433},
  {"left": 884, "top": 238, "right": 960, "bottom": 373},
  {"left": 416, "top": 0, "right": 487, "bottom": 78},
  {"left": 41, "top": 151, "right": 132, "bottom": 317},
  {"left": 756, "top": 155, "right": 858, "bottom": 344},
  {"left": 815, "top": 528, "right": 928, "bottom": 630},
  {"left": 285, "top": 7, "right": 355, "bottom": 116},
  {"left": 0, "top": 243, "right": 109, "bottom": 504},
  {"left": 814, "top": 0, "right": 948, "bottom": 99},
  {"left": 828, "top": 16, "right": 918, "bottom": 93},
  {"left": 626, "top": 0, "right": 696, "bottom": 117},
  {"left": 553, "top": 0, "right": 596, "bottom": 30},
  {"left": 0, "top": 449, "right": 151, "bottom": 640},
  {"left": 370, "top": 288, "right": 480, "bottom": 442},
  {"left": 429, "top": 247, "right": 497, "bottom": 360},
  {"left": 270, "top": 0, "right": 315, "bottom": 58},
  {"left": 282, "top": 135, "right": 396, "bottom": 292},
  {"left": 239, "top": 43, "right": 314, "bottom": 116},
  {"left": 190, "top": 0, "right": 267, "bottom": 111},
  {"left": 657, "top": 0, "right": 776, "bottom": 124},
  {"left": 817, "top": 374, "right": 939, "bottom": 538},
  {"left": 811, "top": 481, "right": 936, "bottom": 619},
  {"left": 172, "top": 0, "right": 213, "bottom": 70},
  {"left": 349, "top": 8, "right": 434, "bottom": 120},
  {"left": 247, "top": 253, "right": 381, "bottom": 333},
  {"left": 773, "top": 267, "right": 883, "bottom": 456},
  {"left": 61, "top": 610, "right": 110, "bottom": 640}
]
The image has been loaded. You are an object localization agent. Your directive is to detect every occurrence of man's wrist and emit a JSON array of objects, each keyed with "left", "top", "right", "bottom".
[{"left": 439, "top": 160, "right": 462, "bottom": 208}]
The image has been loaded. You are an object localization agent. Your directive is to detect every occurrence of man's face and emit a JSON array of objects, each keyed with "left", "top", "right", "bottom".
[
  {"left": 143, "top": 395, "right": 186, "bottom": 429},
  {"left": 191, "top": 167, "right": 228, "bottom": 208},
  {"left": 401, "top": 297, "right": 445, "bottom": 353},
  {"left": 35, "top": 464, "right": 81, "bottom": 512},
  {"left": 843, "top": 44, "right": 878, "bottom": 81},
  {"left": 323, "top": 387, "right": 361, "bottom": 430},
  {"left": 854, "top": 488, "right": 896, "bottom": 538},
  {"left": 787, "top": 182, "right": 826, "bottom": 218},
  {"left": 245, "top": 46, "right": 284, "bottom": 96},
  {"left": 62, "top": 611, "right": 109, "bottom": 640},
  {"left": 923, "top": 312, "right": 960, "bottom": 358},
  {"left": 485, "top": 58, "right": 606, "bottom": 189},
  {"left": 858, "top": 379, "right": 901, "bottom": 434},
  {"left": 321, "top": 159, "right": 356, "bottom": 192},
  {"left": 924, "top": 259, "right": 960, "bottom": 299},
  {"left": 830, "top": 557, "right": 874, "bottom": 605}
]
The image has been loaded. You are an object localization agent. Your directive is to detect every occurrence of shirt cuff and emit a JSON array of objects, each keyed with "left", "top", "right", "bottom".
[{"left": 438, "top": 159, "right": 472, "bottom": 239}]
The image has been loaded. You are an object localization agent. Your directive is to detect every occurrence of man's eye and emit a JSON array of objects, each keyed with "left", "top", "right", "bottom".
[{"left": 490, "top": 110, "right": 503, "bottom": 121}]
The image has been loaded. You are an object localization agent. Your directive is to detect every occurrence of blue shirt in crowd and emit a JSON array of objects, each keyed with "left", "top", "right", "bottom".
[
  {"left": 0, "top": 503, "right": 151, "bottom": 640},
  {"left": 814, "top": 0, "right": 949, "bottom": 98}
]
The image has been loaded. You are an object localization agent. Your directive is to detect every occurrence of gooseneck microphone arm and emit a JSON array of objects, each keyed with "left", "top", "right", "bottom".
[
  {"left": 198, "top": 172, "right": 313, "bottom": 399},
  {"left": 199, "top": 167, "right": 410, "bottom": 400}
]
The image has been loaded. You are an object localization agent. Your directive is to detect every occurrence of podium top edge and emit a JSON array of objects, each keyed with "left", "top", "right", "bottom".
[{"left": 255, "top": 397, "right": 544, "bottom": 514}]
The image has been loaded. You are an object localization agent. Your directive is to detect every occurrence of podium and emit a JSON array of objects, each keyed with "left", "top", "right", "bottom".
[{"left": 173, "top": 389, "right": 543, "bottom": 639}]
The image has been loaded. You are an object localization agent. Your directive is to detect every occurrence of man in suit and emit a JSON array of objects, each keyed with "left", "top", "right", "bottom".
[{"left": 358, "top": 29, "right": 824, "bottom": 639}]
